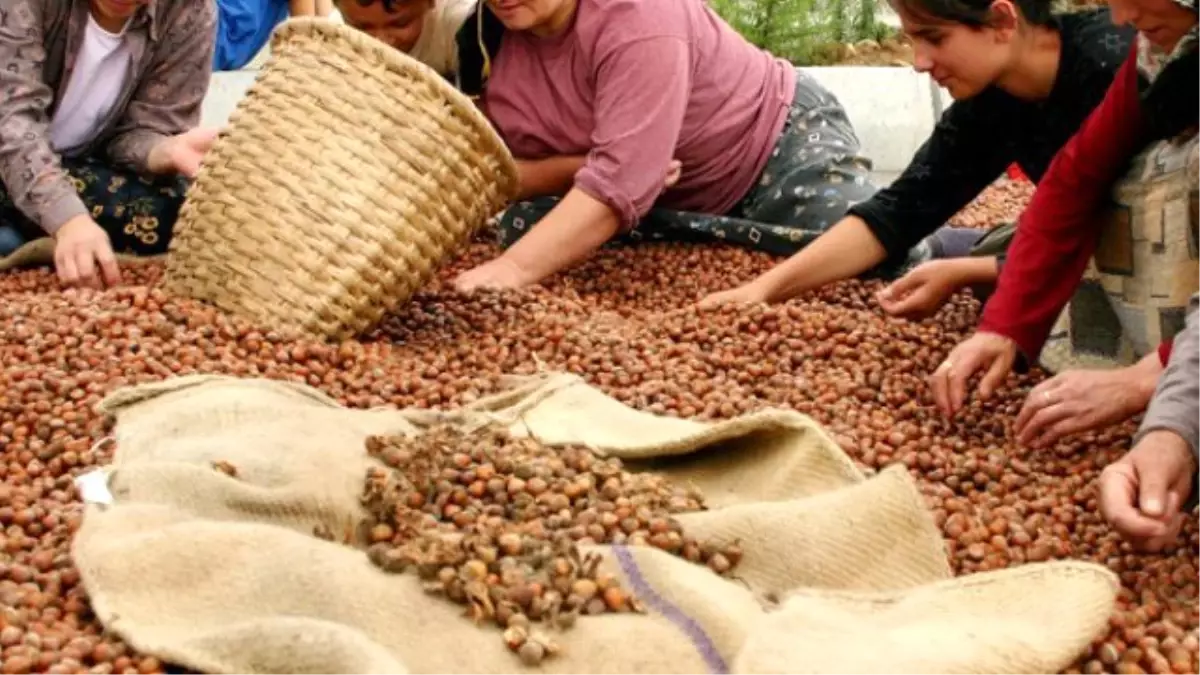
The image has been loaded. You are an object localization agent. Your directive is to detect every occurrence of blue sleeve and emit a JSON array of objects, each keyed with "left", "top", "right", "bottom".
[{"left": 212, "top": 0, "right": 290, "bottom": 71}]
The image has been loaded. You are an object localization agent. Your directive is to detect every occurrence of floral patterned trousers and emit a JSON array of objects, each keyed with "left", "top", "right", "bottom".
[
  {"left": 0, "top": 155, "right": 189, "bottom": 257},
  {"left": 496, "top": 70, "right": 879, "bottom": 257}
]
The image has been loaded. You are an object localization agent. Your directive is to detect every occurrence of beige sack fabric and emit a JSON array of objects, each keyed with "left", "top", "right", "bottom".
[
  {"left": 1041, "top": 134, "right": 1200, "bottom": 373},
  {"left": 73, "top": 373, "right": 1119, "bottom": 674}
]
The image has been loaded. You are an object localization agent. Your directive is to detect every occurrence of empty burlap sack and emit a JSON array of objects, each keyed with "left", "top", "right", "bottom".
[
  {"left": 1041, "top": 134, "right": 1199, "bottom": 373},
  {"left": 73, "top": 373, "right": 1119, "bottom": 674}
]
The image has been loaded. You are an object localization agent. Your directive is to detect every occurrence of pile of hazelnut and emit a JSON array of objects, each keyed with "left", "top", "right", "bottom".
[
  {"left": 356, "top": 427, "right": 741, "bottom": 664},
  {"left": 0, "top": 182, "right": 1194, "bottom": 674}
]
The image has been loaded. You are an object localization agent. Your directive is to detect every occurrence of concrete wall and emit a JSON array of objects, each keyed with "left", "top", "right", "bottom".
[
  {"left": 200, "top": 66, "right": 949, "bottom": 180},
  {"left": 805, "top": 67, "right": 944, "bottom": 177}
]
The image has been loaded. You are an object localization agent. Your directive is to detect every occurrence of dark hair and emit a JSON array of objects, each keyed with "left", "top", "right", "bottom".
[
  {"left": 455, "top": 5, "right": 505, "bottom": 97},
  {"left": 334, "top": 0, "right": 408, "bottom": 11},
  {"left": 891, "top": 0, "right": 1055, "bottom": 27},
  {"left": 1141, "top": 49, "right": 1199, "bottom": 142}
]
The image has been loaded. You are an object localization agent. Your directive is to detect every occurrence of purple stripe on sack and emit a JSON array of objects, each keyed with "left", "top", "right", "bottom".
[{"left": 612, "top": 545, "right": 729, "bottom": 674}]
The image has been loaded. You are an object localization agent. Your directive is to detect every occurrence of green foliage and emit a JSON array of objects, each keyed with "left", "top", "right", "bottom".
[{"left": 707, "top": 0, "right": 896, "bottom": 64}]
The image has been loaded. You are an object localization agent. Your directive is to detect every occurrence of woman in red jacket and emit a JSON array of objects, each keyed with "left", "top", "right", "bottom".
[{"left": 933, "top": 0, "right": 1197, "bottom": 540}]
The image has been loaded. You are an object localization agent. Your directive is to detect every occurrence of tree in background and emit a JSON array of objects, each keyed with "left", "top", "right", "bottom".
[{"left": 709, "top": 0, "right": 899, "bottom": 64}]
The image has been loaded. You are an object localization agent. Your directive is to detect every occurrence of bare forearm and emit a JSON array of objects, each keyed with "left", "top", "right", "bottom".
[
  {"left": 750, "top": 215, "right": 888, "bottom": 302},
  {"left": 289, "top": 0, "right": 317, "bottom": 15},
  {"left": 516, "top": 156, "right": 587, "bottom": 200},
  {"left": 501, "top": 187, "right": 619, "bottom": 283},
  {"left": 953, "top": 256, "right": 1000, "bottom": 285}
]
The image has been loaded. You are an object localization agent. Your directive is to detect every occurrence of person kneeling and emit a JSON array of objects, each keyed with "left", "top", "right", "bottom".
[
  {"left": 450, "top": 0, "right": 876, "bottom": 292},
  {"left": 1100, "top": 294, "right": 1198, "bottom": 552},
  {"left": 0, "top": 0, "right": 219, "bottom": 288}
]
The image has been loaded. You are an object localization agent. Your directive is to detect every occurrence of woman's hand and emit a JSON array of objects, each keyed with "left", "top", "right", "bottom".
[
  {"left": 453, "top": 257, "right": 531, "bottom": 292},
  {"left": 1100, "top": 430, "right": 1196, "bottom": 552},
  {"left": 877, "top": 257, "right": 998, "bottom": 319},
  {"left": 877, "top": 260, "right": 968, "bottom": 319},
  {"left": 147, "top": 127, "right": 220, "bottom": 178},
  {"left": 929, "top": 331, "right": 1019, "bottom": 416},
  {"left": 53, "top": 215, "right": 120, "bottom": 289},
  {"left": 1014, "top": 355, "right": 1162, "bottom": 449},
  {"left": 663, "top": 159, "right": 681, "bottom": 188},
  {"left": 698, "top": 280, "right": 770, "bottom": 308}
]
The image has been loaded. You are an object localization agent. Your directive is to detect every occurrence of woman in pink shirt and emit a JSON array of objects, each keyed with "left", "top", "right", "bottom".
[{"left": 452, "top": 0, "right": 876, "bottom": 291}]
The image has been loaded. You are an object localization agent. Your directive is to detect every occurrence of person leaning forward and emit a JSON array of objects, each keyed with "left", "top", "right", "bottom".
[
  {"left": 1100, "top": 293, "right": 1199, "bottom": 551},
  {"left": 0, "top": 0, "right": 218, "bottom": 288}
]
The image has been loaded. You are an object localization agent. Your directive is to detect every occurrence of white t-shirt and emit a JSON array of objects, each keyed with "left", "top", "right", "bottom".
[
  {"left": 408, "top": 0, "right": 477, "bottom": 77},
  {"left": 49, "top": 14, "right": 135, "bottom": 155}
]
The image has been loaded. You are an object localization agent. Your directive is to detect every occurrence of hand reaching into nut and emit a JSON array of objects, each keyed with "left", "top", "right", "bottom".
[
  {"left": 697, "top": 281, "right": 770, "bottom": 308},
  {"left": 1099, "top": 429, "right": 1197, "bottom": 552},
  {"left": 929, "top": 331, "right": 1018, "bottom": 416},
  {"left": 1014, "top": 356, "right": 1161, "bottom": 449},
  {"left": 52, "top": 215, "right": 121, "bottom": 289},
  {"left": 876, "top": 259, "right": 967, "bottom": 319},
  {"left": 453, "top": 257, "right": 532, "bottom": 293}
]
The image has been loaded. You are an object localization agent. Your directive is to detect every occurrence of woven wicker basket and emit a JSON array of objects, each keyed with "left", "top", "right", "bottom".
[{"left": 162, "top": 19, "right": 519, "bottom": 341}]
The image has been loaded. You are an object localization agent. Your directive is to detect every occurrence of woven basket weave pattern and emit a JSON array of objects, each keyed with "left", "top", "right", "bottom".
[{"left": 163, "top": 19, "right": 518, "bottom": 340}]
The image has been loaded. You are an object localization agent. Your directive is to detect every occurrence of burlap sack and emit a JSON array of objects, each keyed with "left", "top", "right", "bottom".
[
  {"left": 1041, "top": 134, "right": 1200, "bottom": 372},
  {"left": 73, "top": 373, "right": 1119, "bottom": 674}
]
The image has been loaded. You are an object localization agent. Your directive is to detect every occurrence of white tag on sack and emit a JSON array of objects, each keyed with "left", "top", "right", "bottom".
[{"left": 74, "top": 468, "right": 115, "bottom": 506}]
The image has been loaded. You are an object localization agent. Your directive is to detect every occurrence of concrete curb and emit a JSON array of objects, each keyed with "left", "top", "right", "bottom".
[
  {"left": 201, "top": 66, "right": 950, "bottom": 178},
  {"left": 805, "top": 67, "right": 948, "bottom": 175}
]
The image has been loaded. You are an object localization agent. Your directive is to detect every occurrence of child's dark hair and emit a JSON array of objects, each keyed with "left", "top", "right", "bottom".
[
  {"left": 335, "top": 0, "right": 406, "bottom": 11},
  {"left": 893, "top": 0, "right": 1055, "bottom": 27}
]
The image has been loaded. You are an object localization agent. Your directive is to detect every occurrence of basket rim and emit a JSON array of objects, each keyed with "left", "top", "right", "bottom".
[{"left": 268, "top": 17, "right": 519, "bottom": 195}]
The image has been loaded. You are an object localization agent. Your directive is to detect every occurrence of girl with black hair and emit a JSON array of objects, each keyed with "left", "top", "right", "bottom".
[
  {"left": 704, "top": 0, "right": 1135, "bottom": 314},
  {"left": 933, "top": 0, "right": 1197, "bottom": 408}
]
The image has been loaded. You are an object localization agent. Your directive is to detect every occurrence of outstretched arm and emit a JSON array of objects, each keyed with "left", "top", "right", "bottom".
[
  {"left": 455, "top": 28, "right": 692, "bottom": 290},
  {"left": 516, "top": 156, "right": 587, "bottom": 200},
  {"left": 290, "top": 0, "right": 317, "bottom": 16},
  {"left": 703, "top": 94, "right": 1015, "bottom": 306}
]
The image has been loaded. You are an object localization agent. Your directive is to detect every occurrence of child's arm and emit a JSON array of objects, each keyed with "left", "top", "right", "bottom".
[
  {"left": 316, "top": 0, "right": 334, "bottom": 16},
  {"left": 289, "top": 0, "right": 318, "bottom": 16}
]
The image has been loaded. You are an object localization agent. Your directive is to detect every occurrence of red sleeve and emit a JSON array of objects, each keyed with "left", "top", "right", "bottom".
[
  {"left": 978, "top": 48, "right": 1146, "bottom": 361},
  {"left": 1158, "top": 338, "right": 1174, "bottom": 366}
]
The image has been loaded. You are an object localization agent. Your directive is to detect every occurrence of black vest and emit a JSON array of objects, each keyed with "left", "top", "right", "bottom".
[{"left": 454, "top": 4, "right": 506, "bottom": 97}]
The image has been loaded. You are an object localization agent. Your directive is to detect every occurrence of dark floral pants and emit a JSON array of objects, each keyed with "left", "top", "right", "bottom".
[
  {"left": 497, "top": 70, "right": 879, "bottom": 257},
  {"left": 0, "top": 155, "right": 189, "bottom": 257}
]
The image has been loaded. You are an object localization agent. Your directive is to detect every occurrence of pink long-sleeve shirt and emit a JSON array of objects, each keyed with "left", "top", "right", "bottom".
[{"left": 482, "top": 0, "right": 796, "bottom": 230}]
